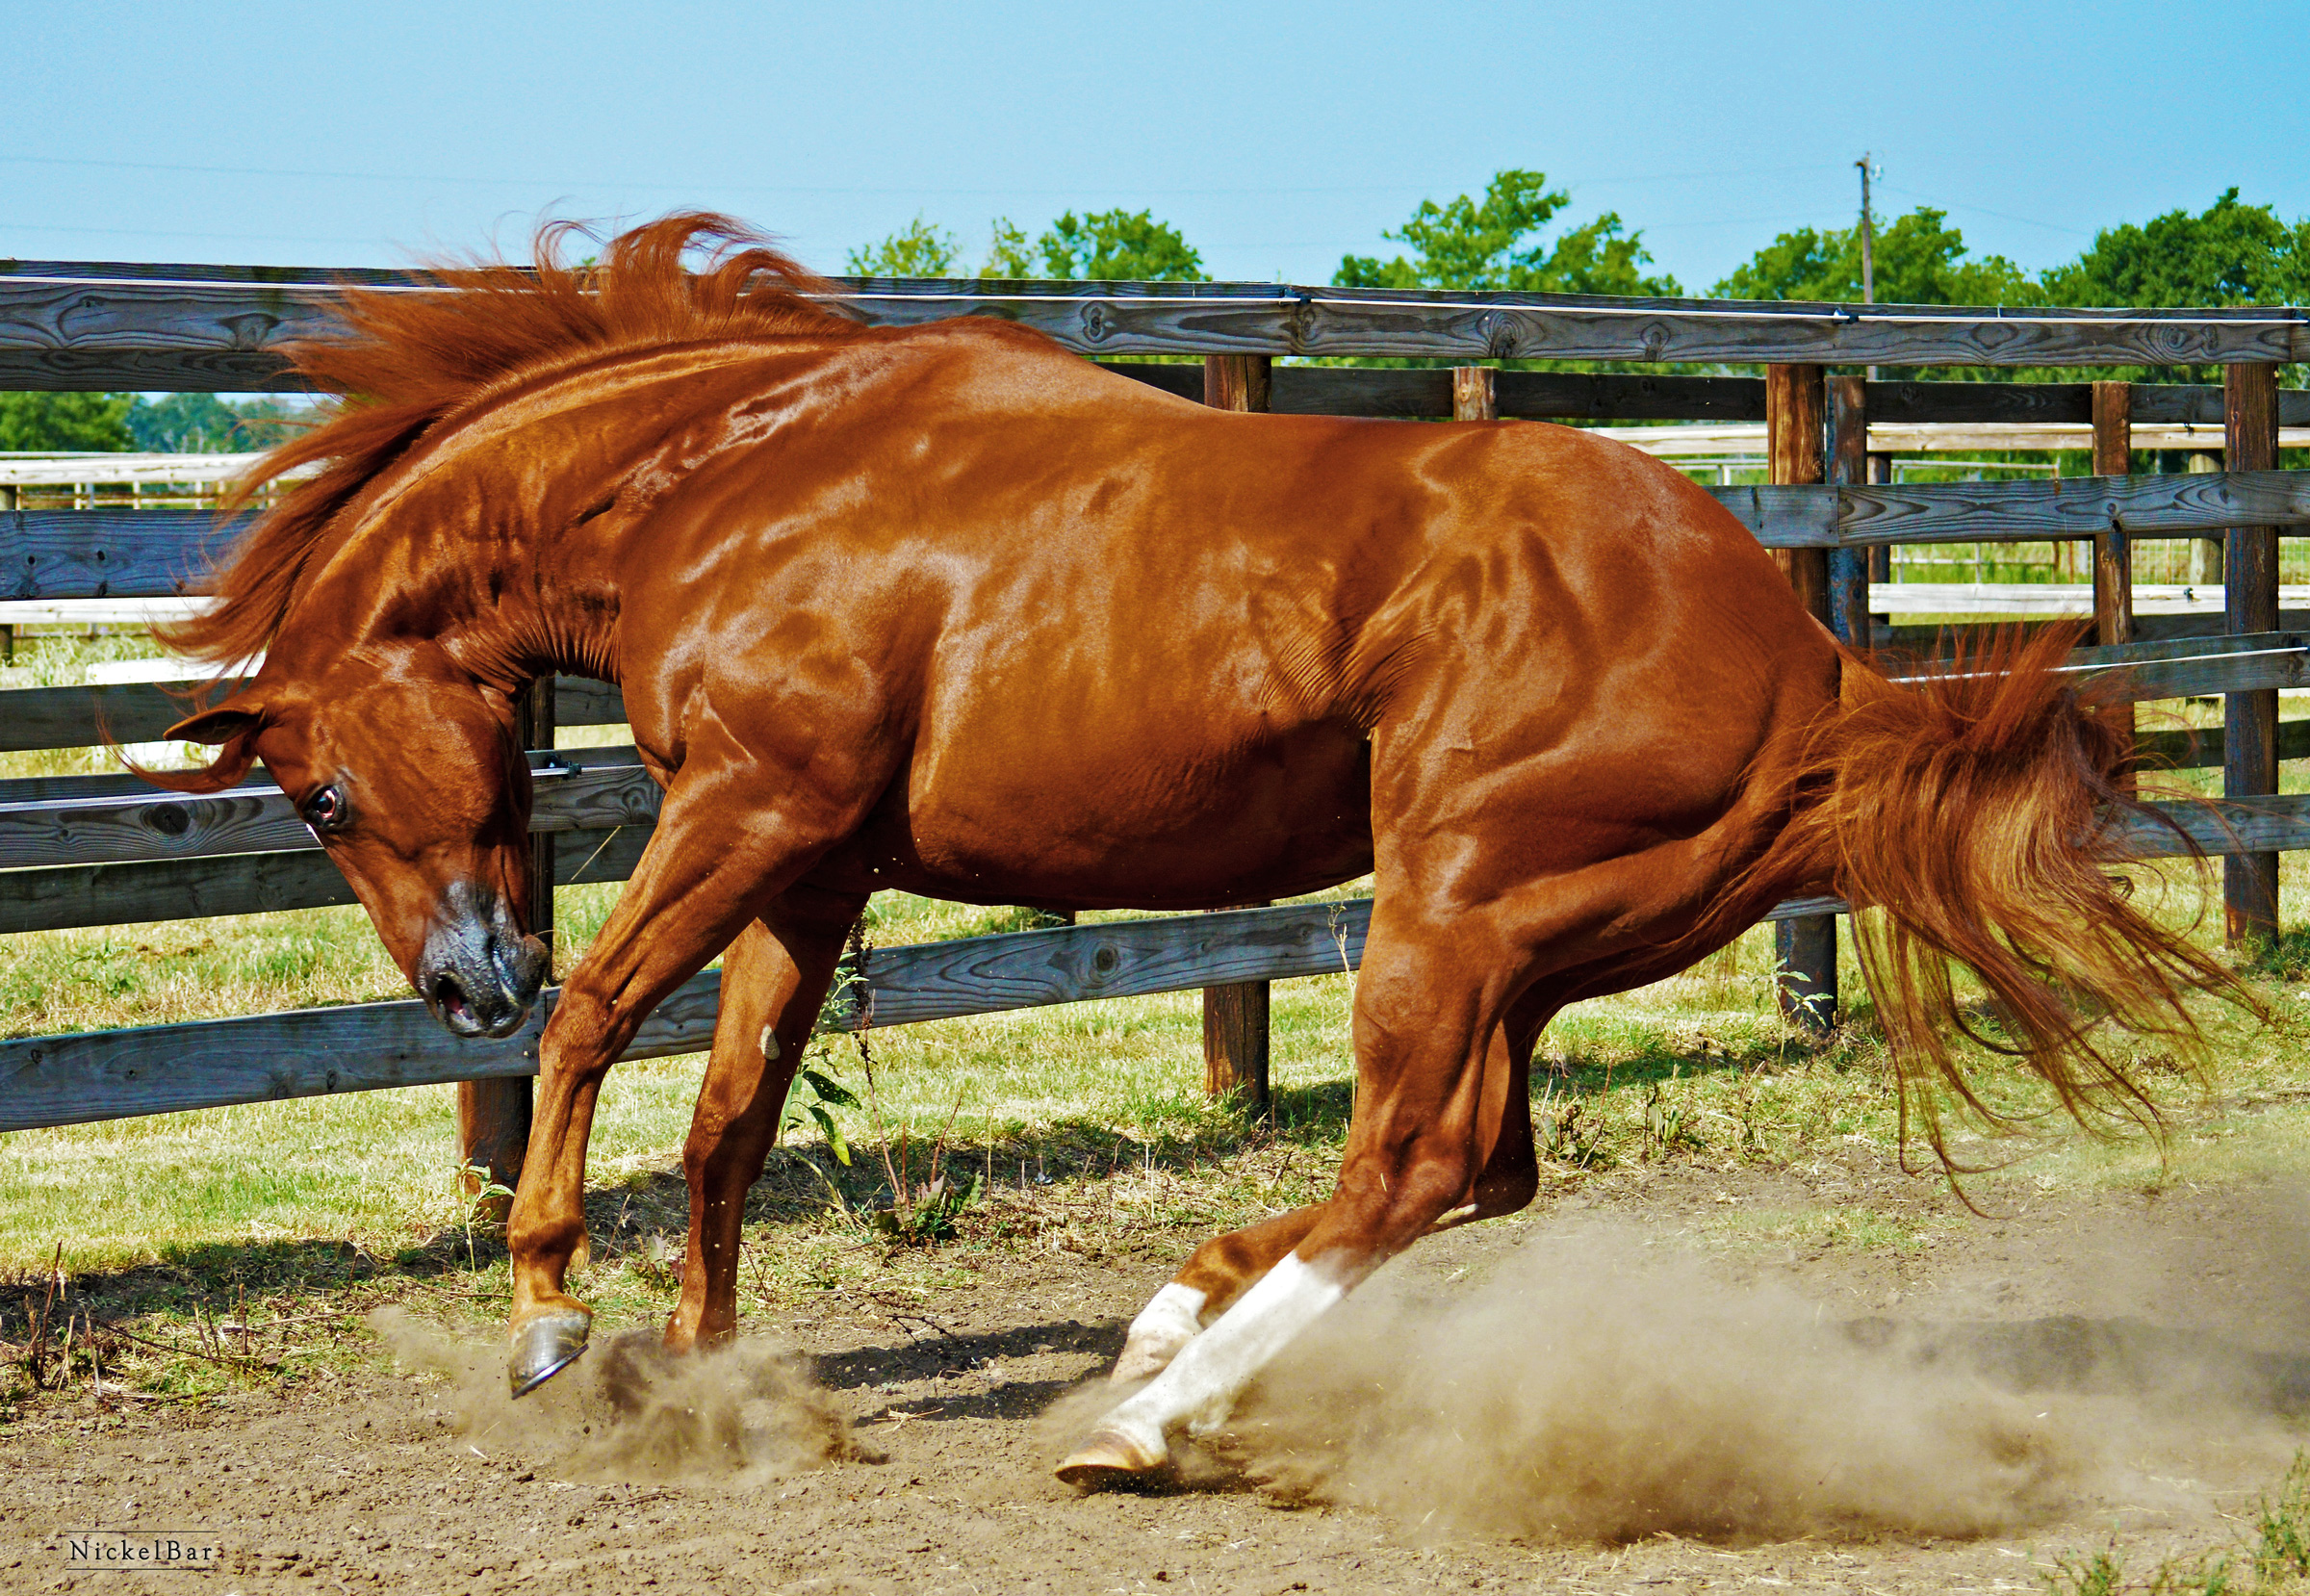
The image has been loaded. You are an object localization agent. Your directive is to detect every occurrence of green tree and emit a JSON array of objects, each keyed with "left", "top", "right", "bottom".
[
  {"left": 846, "top": 216, "right": 962, "bottom": 278},
  {"left": 983, "top": 218, "right": 1034, "bottom": 278},
  {"left": 974, "top": 210, "right": 1206, "bottom": 281},
  {"left": 124, "top": 393, "right": 296, "bottom": 452},
  {"left": 1033, "top": 209, "right": 1205, "bottom": 281},
  {"left": 1711, "top": 206, "right": 2041, "bottom": 306},
  {"left": 0, "top": 392, "right": 134, "bottom": 450},
  {"left": 2036, "top": 190, "right": 2310, "bottom": 382},
  {"left": 856, "top": 210, "right": 1207, "bottom": 281},
  {"left": 2041, "top": 188, "right": 2310, "bottom": 307},
  {"left": 1334, "top": 169, "right": 1680, "bottom": 296}
]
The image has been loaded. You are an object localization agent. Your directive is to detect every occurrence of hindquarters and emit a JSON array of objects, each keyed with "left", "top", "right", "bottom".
[{"left": 1351, "top": 422, "right": 1846, "bottom": 966}]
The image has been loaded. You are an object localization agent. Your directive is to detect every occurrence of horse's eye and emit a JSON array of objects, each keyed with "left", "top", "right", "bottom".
[{"left": 303, "top": 785, "right": 347, "bottom": 834}]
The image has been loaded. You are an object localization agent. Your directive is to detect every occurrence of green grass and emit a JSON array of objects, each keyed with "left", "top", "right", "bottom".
[{"left": 2044, "top": 1451, "right": 2310, "bottom": 1595}]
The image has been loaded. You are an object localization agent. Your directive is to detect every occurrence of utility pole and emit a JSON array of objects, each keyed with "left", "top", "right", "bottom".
[{"left": 1857, "top": 153, "right": 1878, "bottom": 382}]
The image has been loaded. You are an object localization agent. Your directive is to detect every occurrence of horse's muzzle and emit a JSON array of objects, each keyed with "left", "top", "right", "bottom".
[{"left": 418, "top": 881, "right": 549, "bottom": 1039}]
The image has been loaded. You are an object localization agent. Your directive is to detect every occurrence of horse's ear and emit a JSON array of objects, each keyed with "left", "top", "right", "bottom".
[{"left": 164, "top": 692, "right": 270, "bottom": 746}]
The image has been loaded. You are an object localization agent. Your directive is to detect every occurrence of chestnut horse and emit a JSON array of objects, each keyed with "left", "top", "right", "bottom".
[{"left": 149, "top": 216, "right": 2238, "bottom": 1486}]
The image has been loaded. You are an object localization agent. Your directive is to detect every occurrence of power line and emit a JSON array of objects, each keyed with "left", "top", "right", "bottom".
[
  {"left": 1565, "top": 161, "right": 1848, "bottom": 188},
  {"left": 1638, "top": 212, "right": 1846, "bottom": 232},
  {"left": 0, "top": 151, "right": 1852, "bottom": 200},
  {"left": 0, "top": 152, "right": 1394, "bottom": 196},
  {"left": 0, "top": 219, "right": 418, "bottom": 247},
  {"left": 1875, "top": 181, "right": 2093, "bottom": 238}
]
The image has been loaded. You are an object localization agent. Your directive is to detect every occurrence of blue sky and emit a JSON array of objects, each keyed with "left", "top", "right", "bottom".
[{"left": 5, "top": 0, "right": 2307, "bottom": 291}]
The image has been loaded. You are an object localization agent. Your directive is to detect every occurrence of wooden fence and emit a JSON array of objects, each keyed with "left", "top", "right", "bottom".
[{"left": 0, "top": 260, "right": 2305, "bottom": 1161}]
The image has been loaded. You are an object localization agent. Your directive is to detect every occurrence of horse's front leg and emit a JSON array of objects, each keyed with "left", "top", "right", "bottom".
[
  {"left": 664, "top": 887, "right": 864, "bottom": 1354},
  {"left": 504, "top": 766, "right": 866, "bottom": 1397}
]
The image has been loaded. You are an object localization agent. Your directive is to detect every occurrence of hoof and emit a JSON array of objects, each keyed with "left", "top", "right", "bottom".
[
  {"left": 508, "top": 1308, "right": 592, "bottom": 1398},
  {"left": 1054, "top": 1420, "right": 1168, "bottom": 1489}
]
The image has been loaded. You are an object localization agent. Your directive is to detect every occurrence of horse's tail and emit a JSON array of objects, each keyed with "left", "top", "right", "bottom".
[{"left": 1732, "top": 622, "right": 2256, "bottom": 1163}]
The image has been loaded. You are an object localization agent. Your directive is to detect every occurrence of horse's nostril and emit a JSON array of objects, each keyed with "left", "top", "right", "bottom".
[
  {"left": 494, "top": 933, "right": 547, "bottom": 996},
  {"left": 433, "top": 973, "right": 472, "bottom": 1020}
]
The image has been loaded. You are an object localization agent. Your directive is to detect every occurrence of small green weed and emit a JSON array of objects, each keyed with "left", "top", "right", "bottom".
[
  {"left": 2246, "top": 928, "right": 2310, "bottom": 985},
  {"left": 1534, "top": 1087, "right": 1604, "bottom": 1168},
  {"left": 2251, "top": 1453, "right": 2310, "bottom": 1587},
  {"left": 453, "top": 1159, "right": 514, "bottom": 1272},
  {"left": 783, "top": 1041, "right": 860, "bottom": 1168},
  {"left": 858, "top": 1061, "right": 983, "bottom": 1247},
  {"left": 1642, "top": 1068, "right": 1700, "bottom": 1159},
  {"left": 2044, "top": 1452, "right": 2310, "bottom": 1595}
]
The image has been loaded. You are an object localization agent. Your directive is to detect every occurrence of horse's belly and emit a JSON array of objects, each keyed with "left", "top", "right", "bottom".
[{"left": 810, "top": 725, "right": 1374, "bottom": 911}]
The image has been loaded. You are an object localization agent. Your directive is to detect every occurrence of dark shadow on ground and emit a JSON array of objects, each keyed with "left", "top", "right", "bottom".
[
  {"left": 813, "top": 1317, "right": 1123, "bottom": 1394},
  {"left": 0, "top": 1233, "right": 497, "bottom": 1349}
]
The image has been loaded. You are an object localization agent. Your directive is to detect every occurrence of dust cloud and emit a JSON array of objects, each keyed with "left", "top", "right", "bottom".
[
  {"left": 1184, "top": 1225, "right": 2307, "bottom": 1544},
  {"left": 370, "top": 1308, "right": 852, "bottom": 1481}
]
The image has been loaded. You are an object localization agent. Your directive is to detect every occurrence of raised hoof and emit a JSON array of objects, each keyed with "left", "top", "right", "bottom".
[
  {"left": 1054, "top": 1423, "right": 1168, "bottom": 1489},
  {"left": 508, "top": 1308, "right": 592, "bottom": 1398}
]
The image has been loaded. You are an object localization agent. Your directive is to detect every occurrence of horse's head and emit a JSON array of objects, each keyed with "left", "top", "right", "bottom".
[{"left": 165, "top": 642, "right": 551, "bottom": 1038}]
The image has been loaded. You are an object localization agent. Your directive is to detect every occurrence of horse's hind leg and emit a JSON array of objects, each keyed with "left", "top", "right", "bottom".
[
  {"left": 1061, "top": 908, "right": 1550, "bottom": 1482},
  {"left": 1113, "top": 1209, "right": 1319, "bottom": 1382},
  {"left": 664, "top": 888, "right": 863, "bottom": 1354},
  {"left": 1437, "top": 992, "right": 1546, "bottom": 1228},
  {"left": 1110, "top": 991, "right": 1551, "bottom": 1383}
]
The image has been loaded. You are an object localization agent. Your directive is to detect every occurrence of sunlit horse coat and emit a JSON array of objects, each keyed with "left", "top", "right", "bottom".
[{"left": 148, "top": 217, "right": 2240, "bottom": 1485}]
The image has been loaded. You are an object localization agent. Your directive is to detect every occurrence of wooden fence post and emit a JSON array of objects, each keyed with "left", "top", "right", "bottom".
[
  {"left": 2187, "top": 450, "right": 2225, "bottom": 584},
  {"left": 2225, "top": 364, "right": 2282, "bottom": 943},
  {"left": 1864, "top": 451, "right": 1892, "bottom": 631},
  {"left": 1200, "top": 355, "right": 1273, "bottom": 1114},
  {"left": 0, "top": 483, "right": 13, "bottom": 664},
  {"left": 457, "top": 674, "right": 552, "bottom": 1198},
  {"left": 1204, "top": 352, "right": 1271, "bottom": 416},
  {"left": 1768, "top": 364, "right": 1835, "bottom": 1033},
  {"left": 2092, "top": 381, "right": 2137, "bottom": 794},
  {"left": 2091, "top": 381, "right": 2135, "bottom": 646},
  {"left": 1825, "top": 376, "right": 1870, "bottom": 651},
  {"left": 1451, "top": 366, "right": 1498, "bottom": 423}
]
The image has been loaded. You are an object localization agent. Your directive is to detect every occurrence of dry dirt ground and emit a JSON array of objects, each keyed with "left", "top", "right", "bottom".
[{"left": 8, "top": 1146, "right": 2310, "bottom": 1596}]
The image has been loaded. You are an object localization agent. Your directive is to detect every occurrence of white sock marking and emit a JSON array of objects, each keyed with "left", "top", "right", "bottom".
[
  {"left": 1113, "top": 1281, "right": 1207, "bottom": 1382},
  {"left": 1095, "top": 1253, "right": 1347, "bottom": 1444}
]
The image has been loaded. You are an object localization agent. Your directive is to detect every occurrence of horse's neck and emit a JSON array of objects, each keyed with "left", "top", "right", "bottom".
[
  {"left": 295, "top": 520, "right": 622, "bottom": 694},
  {"left": 312, "top": 338, "right": 857, "bottom": 688},
  {"left": 473, "top": 577, "right": 622, "bottom": 691}
]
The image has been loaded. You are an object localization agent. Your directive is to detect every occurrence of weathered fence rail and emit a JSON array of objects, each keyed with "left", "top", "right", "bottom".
[
  {"left": 12, "top": 473, "right": 2310, "bottom": 611},
  {"left": 1, "top": 261, "right": 2304, "bottom": 1142},
  {"left": 2, "top": 265, "right": 2304, "bottom": 382},
  {"left": 0, "top": 673, "right": 625, "bottom": 755},
  {"left": 0, "top": 747, "right": 658, "bottom": 871},
  {"left": 0, "top": 855, "right": 2228, "bottom": 1134},
  {"left": 1102, "top": 364, "right": 2310, "bottom": 425}
]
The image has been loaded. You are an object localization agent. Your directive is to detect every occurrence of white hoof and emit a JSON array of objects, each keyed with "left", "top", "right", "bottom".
[{"left": 1112, "top": 1282, "right": 1208, "bottom": 1383}]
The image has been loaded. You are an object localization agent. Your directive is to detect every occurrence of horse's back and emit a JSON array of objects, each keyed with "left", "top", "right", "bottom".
[{"left": 783, "top": 344, "right": 1835, "bottom": 909}]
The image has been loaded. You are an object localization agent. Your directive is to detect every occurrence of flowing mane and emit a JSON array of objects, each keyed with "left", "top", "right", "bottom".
[{"left": 159, "top": 213, "right": 855, "bottom": 671}]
